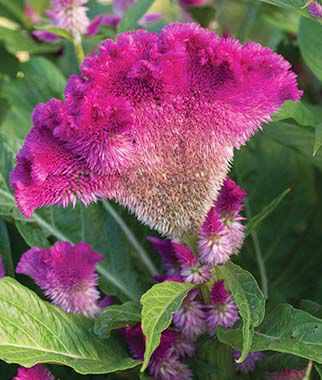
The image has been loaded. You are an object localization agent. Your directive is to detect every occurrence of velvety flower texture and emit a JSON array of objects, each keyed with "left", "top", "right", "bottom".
[
  {"left": 11, "top": 23, "right": 301, "bottom": 238},
  {"left": 308, "top": 1, "right": 322, "bottom": 18},
  {"left": 233, "top": 350, "right": 265, "bottom": 373},
  {"left": 13, "top": 365, "right": 54, "bottom": 380},
  {"left": 123, "top": 325, "right": 193, "bottom": 380},
  {"left": 267, "top": 369, "right": 306, "bottom": 380},
  {"left": 16, "top": 241, "right": 104, "bottom": 317},
  {"left": 206, "top": 280, "right": 239, "bottom": 335}
]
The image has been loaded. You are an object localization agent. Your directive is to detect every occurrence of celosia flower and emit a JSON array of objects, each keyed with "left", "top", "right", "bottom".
[
  {"left": 171, "top": 336, "right": 195, "bottom": 358},
  {"left": 148, "top": 236, "right": 179, "bottom": 275},
  {"left": 206, "top": 280, "right": 239, "bottom": 335},
  {"left": 47, "top": 0, "right": 90, "bottom": 42},
  {"left": 267, "top": 369, "right": 306, "bottom": 380},
  {"left": 123, "top": 325, "right": 192, "bottom": 380},
  {"left": 308, "top": 1, "right": 322, "bottom": 18},
  {"left": 11, "top": 23, "right": 301, "bottom": 239},
  {"left": 25, "top": 2, "right": 40, "bottom": 24},
  {"left": 173, "top": 289, "right": 207, "bottom": 339},
  {"left": 233, "top": 350, "right": 265, "bottom": 373},
  {"left": 32, "top": 30, "right": 61, "bottom": 43},
  {"left": 172, "top": 242, "right": 212, "bottom": 283},
  {"left": 198, "top": 207, "right": 233, "bottom": 265},
  {"left": 13, "top": 365, "right": 54, "bottom": 380},
  {"left": 99, "top": 295, "right": 113, "bottom": 308},
  {"left": 16, "top": 241, "right": 104, "bottom": 317},
  {"left": 0, "top": 256, "right": 5, "bottom": 278}
]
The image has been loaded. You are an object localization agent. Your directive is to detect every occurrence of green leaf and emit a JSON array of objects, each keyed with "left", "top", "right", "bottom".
[
  {"left": 313, "top": 124, "right": 322, "bottom": 156},
  {"left": 217, "top": 304, "right": 322, "bottom": 364},
  {"left": 117, "top": 0, "right": 154, "bottom": 33},
  {"left": 272, "top": 100, "right": 318, "bottom": 126},
  {"left": 299, "top": 17, "right": 322, "bottom": 82},
  {"left": 187, "top": 6, "right": 216, "bottom": 27},
  {"left": 94, "top": 302, "right": 142, "bottom": 338},
  {"left": 140, "top": 281, "right": 195, "bottom": 371},
  {"left": 0, "top": 0, "right": 25, "bottom": 25},
  {"left": 34, "top": 26, "right": 73, "bottom": 40},
  {"left": 0, "top": 221, "right": 14, "bottom": 277},
  {"left": 245, "top": 188, "right": 291, "bottom": 238},
  {"left": 216, "top": 262, "right": 265, "bottom": 363},
  {"left": 315, "top": 364, "right": 322, "bottom": 379},
  {"left": 300, "top": 299, "right": 322, "bottom": 319},
  {"left": 0, "top": 277, "right": 140, "bottom": 373},
  {"left": 258, "top": 0, "right": 322, "bottom": 20},
  {"left": 0, "top": 44, "right": 19, "bottom": 77}
]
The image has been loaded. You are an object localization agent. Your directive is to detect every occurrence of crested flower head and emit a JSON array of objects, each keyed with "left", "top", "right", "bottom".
[
  {"left": 267, "top": 369, "right": 306, "bottom": 380},
  {"left": 16, "top": 241, "right": 104, "bottom": 317},
  {"left": 0, "top": 256, "right": 5, "bottom": 278},
  {"left": 173, "top": 289, "right": 207, "bottom": 339},
  {"left": 11, "top": 23, "right": 301, "bottom": 238},
  {"left": 172, "top": 242, "right": 212, "bottom": 283},
  {"left": 308, "top": 1, "right": 322, "bottom": 18},
  {"left": 207, "top": 280, "right": 239, "bottom": 335},
  {"left": 233, "top": 350, "right": 265, "bottom": 373},
  {"left": 198, "top": 207, "right": 233, "bottom": 265},
  {"left": 13, "top": 365, "right": 54, "bottom": 380},
  {"left": 47, "top": 0, "right": 89, "bottom": 42}
]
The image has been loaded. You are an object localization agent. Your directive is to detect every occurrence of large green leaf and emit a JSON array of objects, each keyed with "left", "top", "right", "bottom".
[
  {"left": 272, "top": 100, "right": 318, "bottom": 127},
  {"left": 314, "top": 124, "right": 322, "bottom": 156},
  {"left": 259, "top": 0, "right": 322, "bottom": 20},
  {"left": 94, "top": 302, "right": 142, "bottom": 338},
  {"left": 299, "top": 17, "right": 322, "bottom": 82},
  {"left": 140, "top": 281, "right": 195, "bottom": 371},
  {"left": 0, "top": 277, "right": 140, "bottom": 374},
  {"left": 0, "top": 0, "right": 25, "bottom": 25},
  {"left": 117, "top": 0, "right": 154, "bottom": 33},
  {"left": 216, "top": 262, "right": 265, "bottom": 363},
  {"left": 217, "top": 304, "right": 322, "bottom": 363}
]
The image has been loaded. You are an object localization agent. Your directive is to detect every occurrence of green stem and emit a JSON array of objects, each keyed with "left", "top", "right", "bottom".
[
  {"left": 237, "top": 0, "right": 261, "bottom": 43},
  {"left": 304, "top": 360, "right": 313, "bottom": 380},
  {"left": 73, "top": 39, "right": 85, "bottom": 65},
  {"left": 102, "top": 200, "right": 158, "bottom": 276},
  {"left": 234, "top": 168, "right": 268, "bottom": 299}
]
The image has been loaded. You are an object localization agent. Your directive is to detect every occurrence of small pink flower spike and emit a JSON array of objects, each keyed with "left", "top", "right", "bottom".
[
  {"left": 16, "top": 241, "right": 104, "bottom": 317},
  {"left": 13, "top": 365, "right": 54, "bottom": 380},
  {"left": 198, "top": 207, "right": 233, "bottom": 265},
  {"left": 173, "top": 290, "right": 207, "bottom": 340},
  {"left": 267, "top": 369, "right": 306, "bottom": 380},
  {"left": 233, "top": 350, "right": 265, "bottom": 373},
  {"left": 206, "top": 280, "right": 239, "bottom": 335},
  {"left": 172, "top": 242, "right": 212, "bottom": 283},
  {"left": 25, "top": 2, "right": 40, "bottom": 24},
  {"left": 216, "top": 178, "right": 247, "bottom": 216},
  {"left": 11, "top": 23, "right": 302, "bottom": 239},
  {"left": 0, "top": 256, "right": 5, "bottom": 278},
  {"left": 308, "top": 1, "right": 322, "bottom": 18}
]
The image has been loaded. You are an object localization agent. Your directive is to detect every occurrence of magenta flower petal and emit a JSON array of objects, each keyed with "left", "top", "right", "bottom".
[
  {"left": 178, "top": 0, "right": 205, "bottom": 7},
  {"left": 233, "top": 350, "right": 265, "bottom": 373},
  {"left": 12, "top": 24, "right": 301, "bottom": 238},
  {"left": 32, "top": 30, "right": 61, "bottom": 43},
  {"left": 13, "top": 365, "right": 54, "bottom": 380},
  {"left": 16, "top": 241, "right": 104, "bottom": 317},
  {"left": 308, "top": 1, "right": 322, "bottom": 18},
  {"left": 0, "top": 256, "right": 5, "bottom": 278},
  {"left": 207, "top": 280, "right": 239, "bottom": 335},
  {"left": 216, "top": 178, "right": 247, "bottom": 215}
]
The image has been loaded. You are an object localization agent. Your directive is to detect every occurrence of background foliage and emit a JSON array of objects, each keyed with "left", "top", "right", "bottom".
[{"left": 0, "top": 0, "right": 322, "bottom": 379}]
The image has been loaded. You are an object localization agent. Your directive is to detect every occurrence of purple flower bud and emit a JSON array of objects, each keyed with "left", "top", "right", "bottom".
[
  {"left": 233, "top": 350, "right": 265, "bottom": 373},
  {"left": 32, "top": 30, "right": 61, "bottom": 44},
  {"left": 13, "top": 365, "right": 54, "bottom": 380},
  {"left": 206, "top": 280, "right": 239, "bottom": 335},
  {"left": 16, "top": 241, "right": 104, "bottom": 317},
  {"left": 308, "top": 1, "right": 322, "bottom": 18}
]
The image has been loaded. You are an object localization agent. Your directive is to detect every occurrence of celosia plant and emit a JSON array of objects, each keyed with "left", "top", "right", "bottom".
[{"left": 0, "top": 1, "right": 321, "bottom": 380}]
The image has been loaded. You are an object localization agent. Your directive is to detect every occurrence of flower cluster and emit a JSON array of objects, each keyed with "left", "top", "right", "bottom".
[
  {"left": 308, "top": 1, "right": 322, "bottom": 18},
  {"left": 233, "top": 350, "right": 265, "bottom": 373},
  {"left": 13, "top": 365, "right": 55, "bottom": 380},
  {"left": 16, "top": 241, "right": 104, "bottom": 317},
  {"left": 11, "top": 23, "right": 301, "bottom": 239},
  {"left": 123, "top": 324, "right": 193, "bottom": 379}
]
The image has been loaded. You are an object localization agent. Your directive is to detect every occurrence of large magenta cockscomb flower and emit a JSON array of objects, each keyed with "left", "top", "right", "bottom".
[
  {"left": 206, "top": 280, "right": 239, "bottom": 335},
  {"left": 11, "top": 23, "right": 301, "bottom": 238},
  {"left": 267, "top": 369, "right": 306, "bottom": 380},
  {"left": 16, "top": 241, "right": 104, "bottom": 317},
  {"left": 13, "top": 365, "right": 54, "bottom": 380},
  {"left": 233, "top": 350, "right": 265, "bottom": 373}
]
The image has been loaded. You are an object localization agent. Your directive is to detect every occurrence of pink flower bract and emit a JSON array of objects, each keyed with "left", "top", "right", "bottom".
[
  {"left": 13, "top": 365, "right": 54, "bottom": 380},
  {"left": 16, "top": 241, "right": 104, "bottom": 317},
  {"left": 11, "top": 23, "right": 301, "bottom": 238}
]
